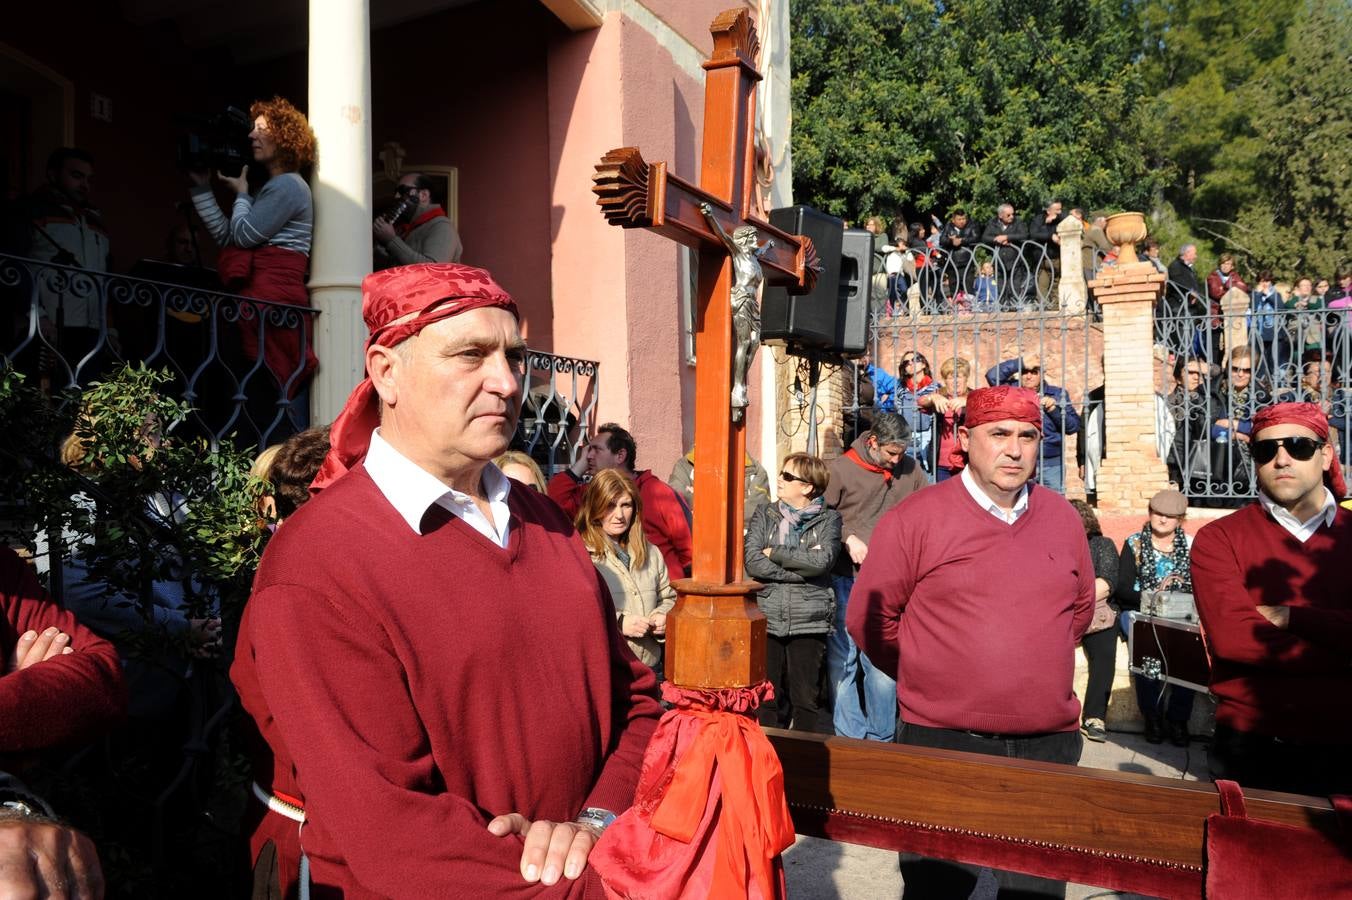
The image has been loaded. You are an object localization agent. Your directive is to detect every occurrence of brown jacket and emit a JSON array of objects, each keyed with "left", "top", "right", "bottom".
[{"left": 824, "top": 434, "right": 928, "bottom": 575}]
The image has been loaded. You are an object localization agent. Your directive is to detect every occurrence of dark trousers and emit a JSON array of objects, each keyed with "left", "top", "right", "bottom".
[
  {"left": 760, "top": 633, "right": 829, "bottom": 733},
  {"left": 1079, "top": 626, "right": 1118, "bottom": 722},
  {"left": 1209, "top": 724, "right": 1352, "bottom": 798},
  {"left": 1132, "top": 674, "right": 1194, "bottom": 724},
  {"left": 896, "top": 721, "right": 1082, "bottom": 899}
]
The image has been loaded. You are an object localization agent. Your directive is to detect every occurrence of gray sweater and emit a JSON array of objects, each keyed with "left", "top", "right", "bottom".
[{"left": 191, "top": 172, "right": 313, "bottom": 255}]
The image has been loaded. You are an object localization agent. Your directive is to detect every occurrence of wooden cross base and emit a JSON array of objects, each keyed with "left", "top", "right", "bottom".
[{"left": 665, "top": 580, "right": 767, "bottom": 689}]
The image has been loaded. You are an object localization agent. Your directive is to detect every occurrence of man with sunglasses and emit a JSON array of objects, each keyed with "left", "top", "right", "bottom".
[
  {"left": 373, "top": 173, "right": 463, "bottom": 267},
  {"left": 1191, "top": 402, "right": 1352, "bottom": 796}
]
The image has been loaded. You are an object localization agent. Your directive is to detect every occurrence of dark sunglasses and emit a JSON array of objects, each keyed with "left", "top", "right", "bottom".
[
  {"left": 1230, "top": 366, "right": 1251, "bottom": 374},
  {"left": 1251, "top": 436, "right": 1325, "bottom": 465},
  {"left": 1021, "top": 367, "right": 1040, "bottom": 375},
  {"left": 779, "top": 470, "right": 809, "bottom": 484}
]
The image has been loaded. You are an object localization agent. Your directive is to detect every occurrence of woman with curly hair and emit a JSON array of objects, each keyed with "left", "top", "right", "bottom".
[{"left": 188, "top": 97, "right": 318, "bottom": 408}]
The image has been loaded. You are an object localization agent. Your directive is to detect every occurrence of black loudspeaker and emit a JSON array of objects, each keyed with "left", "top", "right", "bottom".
[
  {"left": 761, "top": 208, "right": 872, "bottom": 356},
  {"left": 761, "top": 206, "right": 843, "bottom": 350},
  {"left": 835, "top": 229, "right": 872, "bottom": 356}
]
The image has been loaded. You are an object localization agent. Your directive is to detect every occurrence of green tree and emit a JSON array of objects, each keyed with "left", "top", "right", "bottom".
[
  {"left": 1230, "top": 0, "right": 1351, "bottom": 277},
  {"left": 1133, "top": 0, "right": 1299, "bottom": 227},
  {"left": 790, "top": 0, "right": 1159, "bottom": 223}
]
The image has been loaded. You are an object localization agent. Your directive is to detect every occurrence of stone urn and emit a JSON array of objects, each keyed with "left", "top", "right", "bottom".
[{"left": 1104, "top": 212, "right": 1148, "bottom": 265}]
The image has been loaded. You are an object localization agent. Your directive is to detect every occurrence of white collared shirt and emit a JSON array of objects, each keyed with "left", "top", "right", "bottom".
[
  {"left": 364, "top": 430, "right": 512, "bottom": 547},
  {"left": 960, "top": 467, "right": 1030, "bottom": 524},
  {"left": 1259, "top": 487, "right": 1337, "bottom": 543}
]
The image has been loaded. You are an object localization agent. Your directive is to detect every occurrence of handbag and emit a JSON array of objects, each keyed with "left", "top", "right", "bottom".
[
  {"left": 1204, "top": 780, "right": 1352, "bottom": 898},
  {"left": 1085, "top": 597, "right": 1116, "bottom": 634}
]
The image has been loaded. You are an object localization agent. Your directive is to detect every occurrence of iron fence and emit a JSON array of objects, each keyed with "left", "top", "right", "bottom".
[
  {"left": 2, "top": 252, "right": 318, "bottom": 449},
  {"left": 517, "top": 349, "right": 600, "bottom": 476},
  {"left": 1154, "top": 302, "right": 1351, "bottom": 505},
  {"left": 880, "top": 239, "right": 1101, "bottom": 317},
  {"left": 858, "top": 307, "right": 1101, "bottom": 494}
]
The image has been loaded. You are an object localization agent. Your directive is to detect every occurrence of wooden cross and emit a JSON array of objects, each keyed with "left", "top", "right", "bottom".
[{"left": 592, "top": 8, "right": 818, "bottom": 688}]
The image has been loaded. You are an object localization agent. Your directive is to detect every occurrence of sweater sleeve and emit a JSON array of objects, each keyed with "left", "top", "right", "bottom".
[
  {"left": 0, "top": 549, "right": 126, "bottom": 753},
  {"left": 246, "top": 580, "right": 624, "bottom": 898},
  {"left": 1069, "top": 533, "right": 1096, "bottom": 640},
  {"left": 386, "top": 217, "right": 453, "bottom": 265},
  {"left": 582, "top": 567, "right": 663, "bottom": 815},
  {"left": 547, "top": 471, "right": 585, "bottom": 519},
  {"left": 1114, "top": 540, "right": 1142, "bottom": 612},
  {"left": 226, "top": 177, "right": 307, "bottom": 248},
  {"left": 1285, "top": 607, "right": 1352, "bottom": 653},
  {"left": 846, "top": 509, "right": 913, "bottom": 677},
  {"left": 1191, "top": 524, "right": 1347, "bottom": 673}
]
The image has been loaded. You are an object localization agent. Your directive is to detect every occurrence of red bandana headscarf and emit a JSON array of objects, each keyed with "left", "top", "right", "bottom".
[
  {"left": 310, "top": 263, "right": 518, "bottom": 491},
  {"left": 963, "top": 386, "right": 1044, "bottom": 431},
  {"left": 1250, "top": 401, "right": 1346, "bottom": 497}
]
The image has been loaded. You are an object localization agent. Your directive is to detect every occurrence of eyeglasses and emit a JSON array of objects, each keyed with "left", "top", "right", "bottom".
[
  {"left": 394, "top": 185, "right": 416, "bottom": 196},
  {"left": 1230, "top": 366, "right": 1251, "bottom": 374},
  {"left": 1021, "top": 367, "right": 1040, "bottom": 375},
  {"left": 778, "top": 470, "right": 809, "bottom": 484},
  {"left": 1251, "top": 436, "right": 1325, "bottom": 465}
]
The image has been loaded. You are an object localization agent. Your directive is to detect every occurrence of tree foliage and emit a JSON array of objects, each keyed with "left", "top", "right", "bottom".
[
  {"left": 789, "top": 0, "right": 1349, "bottom": 279},
  {"left": 790, "top": 0, "right": 1158, "bottom": 223}
]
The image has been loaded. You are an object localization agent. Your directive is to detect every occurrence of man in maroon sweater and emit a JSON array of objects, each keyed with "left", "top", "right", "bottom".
[
  {"left": 235, "top": 265, "right": 662, "bottom": 898},
  {"left": 547, "top": 424, "right": 693, "bottom": 578},
  {"left": 849, "top": 386, "right": 1094, "bottom": 899},
  {"left": 1, "top": 545, "right": 125, "bottom": 898},
  {"left": 1191, "top": 402, "right": 1352, "bottom": 797}
]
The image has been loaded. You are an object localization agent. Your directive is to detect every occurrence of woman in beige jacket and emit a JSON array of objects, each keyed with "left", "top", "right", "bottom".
[{"left": 576, "top": 469, "right": 676, "bottom": 675}]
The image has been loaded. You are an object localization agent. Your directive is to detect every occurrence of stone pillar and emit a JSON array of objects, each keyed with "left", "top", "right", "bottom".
[
  {"left": 307, "top": 0, "right": 373, "bottom": 426},
  {"left": 1057, "top": 215, "right": 1087, "bottom": 315},
  {"left": 1088, "top": 262, "right": 1171, "bottom": 514},
  {"left": 1222, "top": 286, "right": 1250, "bottom": 360}
]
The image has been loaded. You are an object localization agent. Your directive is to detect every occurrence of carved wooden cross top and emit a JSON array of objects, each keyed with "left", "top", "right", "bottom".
[{"left": 591, "top": 8, "right": 819, "bottom": 689}]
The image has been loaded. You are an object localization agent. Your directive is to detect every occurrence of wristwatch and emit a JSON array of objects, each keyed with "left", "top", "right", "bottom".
[{"left": 575, "top": 807, "right": 618, "bottom": 833}]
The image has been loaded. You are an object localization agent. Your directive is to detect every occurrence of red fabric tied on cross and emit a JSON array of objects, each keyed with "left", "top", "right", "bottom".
[
  {"left": 1250, "top": 401, "right": 1347, "bottom": 497},
  {"left": 309, "top": 263, "right": 517, "bottom": 491},
  {"left": 590, "top": 681, "right": 795, "bottom": 900}
]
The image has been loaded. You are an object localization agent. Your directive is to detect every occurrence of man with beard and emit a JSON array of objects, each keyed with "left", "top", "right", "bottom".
[
  {"left": 374, "top": 173, "right": 463, "bottom": 266},
  {"left": 823, "top": 411, "right": 927, "bottom": 741}
]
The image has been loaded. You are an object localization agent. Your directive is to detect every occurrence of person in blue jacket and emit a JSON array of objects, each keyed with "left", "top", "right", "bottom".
[
  {"left": 986, "top": 354, "right": 1080, "bottom": 491},
  {"left": 870, "top": 353, "right": 938, "bottom": 475}
]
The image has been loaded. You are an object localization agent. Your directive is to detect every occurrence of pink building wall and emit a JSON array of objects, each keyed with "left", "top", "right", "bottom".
[{"left": 547, "top": 1, "right": 764, "bottom": 480}]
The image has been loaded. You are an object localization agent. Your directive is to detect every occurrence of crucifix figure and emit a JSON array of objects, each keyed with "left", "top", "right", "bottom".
[
  {"left": 593, "top": 10, "right": 818, "bottom": 632},
  {"left": 700, "top": 202, "right": 772, "bottom": 421}
]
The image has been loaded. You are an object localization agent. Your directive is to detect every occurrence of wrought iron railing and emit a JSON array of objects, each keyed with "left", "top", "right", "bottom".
[
  {"left": 1155, "top": 302, "right": 1351, "bottom": 504},
  {"left": 2, "top": 252, "right": 319, "bottom": 449},
  {"left": 517, "top": 349, "right": 600, "bottom": 476},
  {"left": 880, "top": 239, "right": 1090, "bottom": 316},
  {"left": 859, "top": 306, "right": 1101, "bottom": 493}
]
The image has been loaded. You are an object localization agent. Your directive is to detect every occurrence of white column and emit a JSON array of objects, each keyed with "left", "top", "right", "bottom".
[
  {"left": 308, "top": 0, "right": 373, "bottom": 425},
  {"left": 1057, "top": 215, "right": 1087, "bottom": 315}
]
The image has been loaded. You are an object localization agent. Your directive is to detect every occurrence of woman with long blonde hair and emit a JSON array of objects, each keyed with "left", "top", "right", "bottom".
[{"left": 575, "top": 469, "right": 675, "bottom": 676}]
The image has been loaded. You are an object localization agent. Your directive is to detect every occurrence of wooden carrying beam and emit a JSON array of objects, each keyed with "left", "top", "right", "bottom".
[{"left": 770, "top": 730, "right": 1339, "bottom": 898}]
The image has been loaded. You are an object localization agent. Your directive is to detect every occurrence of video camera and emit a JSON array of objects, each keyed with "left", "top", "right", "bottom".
[{"left": 175, "top": 107, "right": 252, "bottom": 176}]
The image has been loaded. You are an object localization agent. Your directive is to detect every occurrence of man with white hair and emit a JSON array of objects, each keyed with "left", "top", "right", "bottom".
[
  {"left": 981, "top": 203, "right": 1028, "bottom": 307},
  {"left": 232, "top": 263, "right": 662, "bottom": 897}
]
